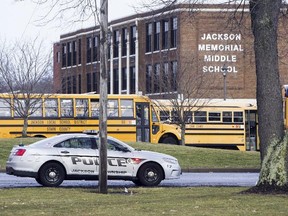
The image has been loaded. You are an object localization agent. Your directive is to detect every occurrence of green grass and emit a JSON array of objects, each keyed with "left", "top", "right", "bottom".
[
  {"left": 1, "top": 187, "right": 287, "bottom": 216},
  {"left": 0, "top": 138, "right": 260, "bottom": 171}
]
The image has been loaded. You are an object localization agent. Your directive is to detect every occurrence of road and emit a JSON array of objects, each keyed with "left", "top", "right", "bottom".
[{"left": 0, "top": 172, "right": 259, "bottom": 188}]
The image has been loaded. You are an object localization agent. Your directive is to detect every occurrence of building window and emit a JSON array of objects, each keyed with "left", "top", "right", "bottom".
[
  {"left": 171, "top": 61, "right": 178, "bottom": 91},
  {"left": 163, "top": 62, "right": 169, "bottom": 91},
  {"left": 130, "top": 25, "right": 136, "bottom": 55},
  {"left": 154, "top": 63, "right": 160, "bottom": 93},
  {"left": 113, "top": 30, "right": 119, "bottom": 58},
  {"left": 67, "top": 76, "right": 71, "bottom": 93},
  {"left": 171, "top": 17, "right": 177, "bottom": 48},
  {"left": 93, "top": 36, "right": 99, "bottom": 62},
  {"left": 146, "top": 23, "right": 152, "bottom": 52},
  {"left": 93, "top": 72, "right": 97, "bottom": 92},
  {"left": 78, "top": 74, "right": 81, "bottom": 94},
  {"left": 78, "top": 39, "right": 82, "bottom": 65},
  {"left": 72, "top": 41, "right": 77, "bottom": 66},
  {"left": 73, "top": 76, "right": 77, "bottom": 93},
  {"left": 62, "top": 44, "right": 67, "bottom": 67},
  {"left": 86, "top": 37, "right": 92, "bottom": 63},
  {"left": 162, "top": 20, "right": 169, "bottom": 49},
  {"left": 87, "top": 73, "right": 92, "bottom": 92},
  {"left": 113, "top": 68, "right": 119, "bottom": 94},
  {"left": 130, "top": 66, "right": 136, "bottom": 94},
  {"left": 62, "top": 77, "right": 66, "bottom": 93},
  {"left": 122, "top": 28, "right": 127, "bottom": 56},
  {"left": 67, "top": 42, "right": 72, "bottom": 67},
  {"left": 154, "top": 22, "right": 160, "bottom": 51},
  {"left": 146, "top": 64, "right": 152, "bottom": 94},
  {"left": 121, "top": 67, "right": 127, "bottom": 92}
]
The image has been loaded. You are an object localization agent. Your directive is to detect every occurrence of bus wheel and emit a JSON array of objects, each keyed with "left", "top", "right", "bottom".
[
  {"left": 161, "top": 136, "right": 177, "bottom": 145},
  {"left": 137, "top": 162, "right": 163, "bottom": 186},
  {"left": 39, "top": 162, "right": 65, "bottom": 187}
]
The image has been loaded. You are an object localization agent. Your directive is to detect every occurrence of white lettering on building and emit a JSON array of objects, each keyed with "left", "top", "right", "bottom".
[{"left": 198, "top": 33, "right": 244, "bottom": 73}]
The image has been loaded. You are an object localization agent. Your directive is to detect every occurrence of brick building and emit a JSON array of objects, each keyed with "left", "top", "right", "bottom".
[{"left": 53, "top": 4, "right": 288, "bottom": 99}]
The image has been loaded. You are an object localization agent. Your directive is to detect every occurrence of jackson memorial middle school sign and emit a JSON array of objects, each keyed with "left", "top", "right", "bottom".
[{"left": 198, "top": 33, "right": 244, "bottom": 73}]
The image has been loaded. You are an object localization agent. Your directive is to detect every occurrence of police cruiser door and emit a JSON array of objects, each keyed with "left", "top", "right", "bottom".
[
  {"left": 106, "top": 138, "right": 135, "bottom": 177},
  {"left": 54, "top": 137, "right": 99, "bottom": 176}
]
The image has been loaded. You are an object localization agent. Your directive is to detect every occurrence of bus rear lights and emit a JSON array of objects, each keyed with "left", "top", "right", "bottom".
[{"left": 14, "top": 149, "right": 26, "bottom": 156}]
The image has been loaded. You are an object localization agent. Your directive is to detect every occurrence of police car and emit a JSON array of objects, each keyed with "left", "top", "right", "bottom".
[{"left": 6, "top": 132, "right": 181, "bottom": 187}]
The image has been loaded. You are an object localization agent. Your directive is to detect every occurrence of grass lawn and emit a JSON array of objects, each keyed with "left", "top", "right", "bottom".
[{"left": 1, "top": 187, "right": 287, "bottom": 216}]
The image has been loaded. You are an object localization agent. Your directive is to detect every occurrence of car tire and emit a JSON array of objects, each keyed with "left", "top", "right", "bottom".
[
  {"left": 39, "top": 162, "right": 65, "bottom": 187},
  {"left": 137, "top": 162, "right": 163, "bottom": 187},
  {"left": 35, "top": 177, "right": 43, "bottom": 185}
]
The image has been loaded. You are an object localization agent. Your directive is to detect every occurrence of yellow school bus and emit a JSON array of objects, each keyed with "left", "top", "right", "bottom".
[
  {"left": 154, "top": 99, "right": 259, "bottom": 151},
  {"left": 0, "top": 93, "right": 181, "bottom": 144}
]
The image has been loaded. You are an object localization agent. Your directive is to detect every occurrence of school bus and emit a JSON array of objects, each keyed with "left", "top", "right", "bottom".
[
  {"left": 0, "top": 93, "right": 181, "bottom": 144},
  {"left": 153, "top": 99, "right": 259, "bottom": 151}
]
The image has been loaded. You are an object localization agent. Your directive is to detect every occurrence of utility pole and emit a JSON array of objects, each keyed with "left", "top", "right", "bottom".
[{"left": 99, "top": 0, "right": 108, "bottom": 194}]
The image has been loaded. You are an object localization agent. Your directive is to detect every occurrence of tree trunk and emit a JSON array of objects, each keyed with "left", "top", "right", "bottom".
[
  {"left": 181, "top": 122, "right": 186, "bottom": 146},
  {"left": 250, "top": 0, "right": 286, "bottom": 187},
  {"left": 22, "top": 117, "right": 28, "bottom": 137}
]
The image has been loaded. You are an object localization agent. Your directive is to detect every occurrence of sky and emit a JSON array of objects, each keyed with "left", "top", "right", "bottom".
[
  {"left": 0, "top": 0, "right": 141, "bottom": 50},
  {"left": 0, "top": 0, "right": 227, "bottom": 51}
]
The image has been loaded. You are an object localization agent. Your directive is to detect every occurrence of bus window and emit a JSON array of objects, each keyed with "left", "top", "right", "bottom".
[
  {"left": 234, "top": 112, "right": 243, "bottom": 123},
  {"left": 208, "top": 112, "right": 221, "bottom": 122},
  {"left": 194, "top": 111, "right": 207, "bottom": 122},
  {"left": 75, "top": 99, "right": 88, "bottom": 117},
  {"left": 30, "top": 99, "right": 43, "bottom": 117},
  {"left": 159, "top": 110, "right": 169, "bottom": 121},
  {"left": 184, "top": 111, "right": 192, "bottom": 123},
  {"left": 0, "top": 99, "right": 11, "bottom": 117},
  {"left": 44, "top": 99, "right": 58, "bottom": 118},
  {"left": 60, "top": 99, "right": 73, "bottom": 117},
  {"left": 120, "top": 99, "right": 133, "bottom": 117},
  {"left": 171, "top": 110, "right": 179, "bottom": 123},
  {"left": 14, "top": 99, "right": 25, "bottom": 117},
  {"left": 223, "top": 111, "right": 232, "bottom": 122},
  {"left": 152, "top": 108, "right": 159, "bottom": 123},
  {"left": 91, "top": 99, "right": 100, "bottom": 118},
  {"left": 107, "top": 100, "right": 118, "bottom": 117}
]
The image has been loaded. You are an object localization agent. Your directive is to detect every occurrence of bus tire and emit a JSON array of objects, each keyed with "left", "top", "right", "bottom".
[
  {"left": 161, "top": 136, "right": 178, "bottom": 145},
  {"left": 38, "top": 162, "right": 65, "bottom": 187},
  {"left": 137, "top": 162, "right": 163, "bottom": 186}
]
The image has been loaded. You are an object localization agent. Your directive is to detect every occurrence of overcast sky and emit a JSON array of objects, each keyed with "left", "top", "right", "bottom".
[{"left": 0, "top": 0, "right": 230, "bottom": 51}]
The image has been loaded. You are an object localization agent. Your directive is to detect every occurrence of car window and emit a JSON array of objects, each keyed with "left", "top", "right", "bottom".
[
  {"left": 54, "top": 137, "right": 97, "bottom": 149},
  {"left": 107, "top": 139, "right": 125, "bottom": 152}
]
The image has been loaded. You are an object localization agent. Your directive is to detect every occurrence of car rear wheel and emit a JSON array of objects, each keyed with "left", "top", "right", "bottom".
[
  {"left": 39, "top": 162, "right": 65, "bottom": 187},
  {"left": 137, "top": 163, "right": 163, "bottom": 186}
]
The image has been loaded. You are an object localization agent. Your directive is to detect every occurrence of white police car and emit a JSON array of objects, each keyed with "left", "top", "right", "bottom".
[{"left": 6, "top": 132, "right": 181, "bottom": 187}]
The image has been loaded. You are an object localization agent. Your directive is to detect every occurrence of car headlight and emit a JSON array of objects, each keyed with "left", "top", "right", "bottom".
[{"left": 163, "top": 157, "right": 178, "bottom": 164}]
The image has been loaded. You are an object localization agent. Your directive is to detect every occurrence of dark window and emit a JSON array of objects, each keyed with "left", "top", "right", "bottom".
[
  {"left": 171, "top": 61, "right": 177, "bottom": 91},
  {"left": 113, "top": 30, "right": 119, "bottom": 58},
  {"left": 130, "top": 25, "right": 136, "bottom": 55},
  {"left": 67, "top": 42, "right": 72, "bottom": 67},
  {"left": 62, "top": 43, "right": 67, "bottom": 67},
  {"left": 72, "top": 41, "right": 77, "bottom": 66},
  {"left": 72, "top": 76, "right": 77, "bottom": 93},
  {"left": 209, "top": 112, "right": 221, "bottom": 122},
  {"left": 154, "top": 63, "right": 160, "bottom": 93},
  {"left": 62, "top": 77, "right": 66, "bottom": 93},
  {"left": 194, "top": 111, "right": 207, "bottom": 122},
  {"left": 162, "top": 20, "right": 169, "bottom": 49},
  {"left": 67, "top": 76, "right": 71, "bottom": 94},
  {"left": 86, "top": 37, "right": 92, "bottom": 63},
  {"left": 78, "top": 74, "right": 81, "bottom": 94},
  {"left": 146, "top": 23, "right": 152, "bottom": 52},
  {"left": 55, "top": 138, "right": 97, "bottom": 149},
  {"left": 87, "top": 73, "right": 91, "bottom": 92},
  {"left": 78, "top": 39, "right": 82, "bottom": 64},
  {"left": 122, "top": 67, "right": 127, "bottom": 92},
  {"left": 122, "top": 28, "right": 127, "bottom": 56},
  {"left": 234, "top": 112, "right": 243, "bottom": 123},
  {"left": 154, "top": 22, "right": 160, "bottom": 51},
  {"left": 146, "top": 65, "right": 152, "bottom": 94},
  {"left": 93, "top": 72, "right": 97, "bottom": 92},
  {"left": 223, "top": 111, "right": 232, "bottom": 122},
  {"left": 93, "top": 36, "right": 99, "bottom": 62},
  {"left": 113, "top": 68, "right": 119, "bottom": 94},
  {"left": 130, "top": 66, "right": 136, "bottom": 94},
  {"left": 171, "top": 17, "right": 177, "bottom": 48}
]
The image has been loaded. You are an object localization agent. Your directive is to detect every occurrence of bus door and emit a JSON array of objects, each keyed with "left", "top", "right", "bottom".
[
  {"left": 136, "top": 102, "right": 150, "bottom": 142},
  {"left": 245, "top": 110, "right": 258, "bottom": 151}
]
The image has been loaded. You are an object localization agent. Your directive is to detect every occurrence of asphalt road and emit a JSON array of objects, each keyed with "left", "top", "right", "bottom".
[{"left": 0, "top": 172, "right": 259, "bottom": 188}]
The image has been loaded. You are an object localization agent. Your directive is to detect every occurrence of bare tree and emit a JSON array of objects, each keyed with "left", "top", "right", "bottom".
[{"left": 0, "top": 39, "right": 52, "bottom": 137}]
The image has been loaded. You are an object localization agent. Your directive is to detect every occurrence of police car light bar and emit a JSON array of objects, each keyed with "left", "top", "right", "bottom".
[{"left": 82, "top": 130, "right": 99, "bottom": 135}]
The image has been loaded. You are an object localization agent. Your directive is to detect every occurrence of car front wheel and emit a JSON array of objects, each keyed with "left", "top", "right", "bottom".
[
  {"left": 39, "top": 162, "right": 65, "bottom": 187},
  {"left": 137, "top": 163, "right": 164, "bottom": 187}
]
